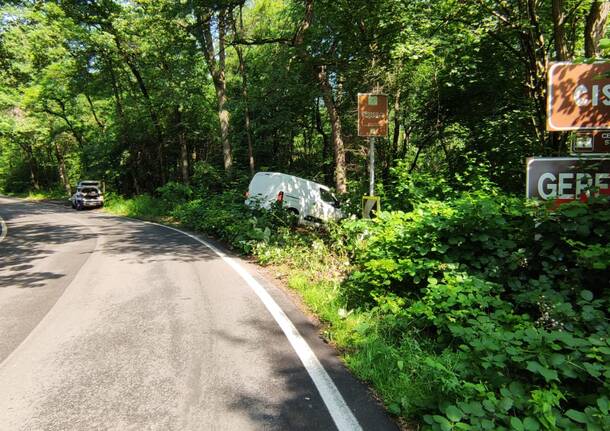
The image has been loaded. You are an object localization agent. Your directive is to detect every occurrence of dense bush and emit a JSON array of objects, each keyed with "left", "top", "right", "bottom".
[
  {"left": 336, "top": 195, "right": 610, "bottom": 430},
  {"left": 171, "top": 190, "right": 295, "bottom": 253}
]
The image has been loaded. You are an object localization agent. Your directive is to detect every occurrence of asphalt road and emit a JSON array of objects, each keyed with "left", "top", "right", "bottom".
[{"left": 0, "top": 197, "right": 397, "bottom": 431}]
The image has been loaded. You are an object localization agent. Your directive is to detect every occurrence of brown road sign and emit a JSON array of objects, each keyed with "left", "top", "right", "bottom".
[
  {"left": 358, "top": 94, "right": 388, "bottom": 137},
  {"left": 573, "top": 131, "right": 610, "bottom": 153},
  {"left": 547, "top": 62, "right": 610, "bottom": 131},
  {"left": 526, "top": 157, "right": 610, "bottom": 204}
]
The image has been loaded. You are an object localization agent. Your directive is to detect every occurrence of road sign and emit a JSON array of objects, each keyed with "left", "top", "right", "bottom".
[
  {"left": 547, "top": 62, "right": 610, "bottom": 131},
  {"left": 526, "top": 157, "right": 610, "bottom": 203},
  {"left": 358, "top": 94, "right": 388, "bottom": 137},
  {"left": 572, "top": 131, "right": 610, "bottom": 153},
  {"left": 362, "top": 195, "right": 380, "bottom": 219}
]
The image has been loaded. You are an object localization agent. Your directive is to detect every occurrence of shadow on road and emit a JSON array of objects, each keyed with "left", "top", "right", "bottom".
[
  {"left": 0, "top": 201, "right": 97, "bottom": 289},
  {"left": 95, "top": 215, "right": 217, "bottom": 264}
]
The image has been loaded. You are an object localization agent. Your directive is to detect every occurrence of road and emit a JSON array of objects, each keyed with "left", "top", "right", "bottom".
[{"left": 0, "top": 197, "right": 396, "bottom": 431}]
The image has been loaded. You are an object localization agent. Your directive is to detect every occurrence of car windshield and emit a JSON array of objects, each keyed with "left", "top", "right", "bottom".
[{"left": 81, "top": 187, "right": 99, "bottom": 194}]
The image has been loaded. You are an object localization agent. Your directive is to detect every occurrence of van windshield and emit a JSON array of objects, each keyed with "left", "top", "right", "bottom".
[{"left": 320, "top": 188, "right": 338, "bottom": 205}]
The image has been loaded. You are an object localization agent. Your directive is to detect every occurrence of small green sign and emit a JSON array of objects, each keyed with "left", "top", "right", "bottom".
[{"left": 368, "top": 95, "right": 378, "bottom": 106}]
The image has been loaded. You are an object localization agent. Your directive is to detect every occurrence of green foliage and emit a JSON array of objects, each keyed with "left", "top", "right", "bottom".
[
  {"left": 171, "top": 190, "right": 295, "bottom": 253},
  {"left": 337, "top": 194, "right": 610, "bottom": 429},
  {"left": 156, "top": 181, "right": 193, "bottom": 210}
]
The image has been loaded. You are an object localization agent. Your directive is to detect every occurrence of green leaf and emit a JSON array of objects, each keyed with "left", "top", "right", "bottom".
[
  {"left": 469, "top": 401, "right": 485, "bottom": 417},
  {"left": 482, "top": 398, "right": 495, "bottom": 412},
  {"left": 509, "top": 382, "right": 525, "bottom": 397},
  {"left": 596, "top": 396, "right": 609, "bottom": 415},
  {"left": 445, "top": 405, "right": 463, "bottom": 422},
  {"left": 581, "top": 290, "right": 594, "bottom": 301},
  {"left": 433, "top": 415, "right": 452, "bottom": 431},
  {"left": 499, "top": 397, "right": 513, "bottom": 412},
  {"left": 523, "top": 417, "right": 540, "bottom": 431},
  {"left": 511, "top": 417, "right": 525, "bottom": 431},
  {"left": 565, "top": 409, "right": 587, "bottom": 424},
  {"left": 387, "top": 403, "right": 401, "bottom": 415},
  {"left": 583, "top": 362, "right": 602, "bottom": 378},
  {"left": 526, "top": 360, "right": 559, "bottom": 382}
]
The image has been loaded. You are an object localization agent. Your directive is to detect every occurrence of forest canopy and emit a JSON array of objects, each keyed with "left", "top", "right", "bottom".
[{"left": 0, "top": 0, "right": 609, "bottom": 196}]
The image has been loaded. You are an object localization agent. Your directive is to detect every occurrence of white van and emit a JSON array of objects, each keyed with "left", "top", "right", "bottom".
[{"left": 245, "top": 172, "right": 342, "bottom": 223}]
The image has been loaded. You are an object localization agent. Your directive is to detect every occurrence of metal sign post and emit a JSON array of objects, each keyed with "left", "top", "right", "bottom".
[
  {"left": 358, "top": 93, "right": 388, "bottom": 202},
  {"left": 369, "top": 137, "right": 375, "bottom": 196}
]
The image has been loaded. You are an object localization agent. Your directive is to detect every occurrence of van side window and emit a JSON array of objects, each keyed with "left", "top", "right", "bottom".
[{"left": 320, "top": 188, "right": 336, "bottom": 204}]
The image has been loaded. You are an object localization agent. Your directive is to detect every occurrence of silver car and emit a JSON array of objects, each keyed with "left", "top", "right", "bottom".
[{"left": 71, "top": 186, "right": 104, "bottom": 210}]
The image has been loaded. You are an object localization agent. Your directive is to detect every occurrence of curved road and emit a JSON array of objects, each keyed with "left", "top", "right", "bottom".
[{"left": 0, "top": 197, "right": 396, "bottom": 431}]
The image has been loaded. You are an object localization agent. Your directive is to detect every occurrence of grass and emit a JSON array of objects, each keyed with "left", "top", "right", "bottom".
[
  {"left": 103, "top": 193, "right": 169, "bottom": 221},
  {"left": 1, "top": 188, "right": 69, "bottom": 200}
]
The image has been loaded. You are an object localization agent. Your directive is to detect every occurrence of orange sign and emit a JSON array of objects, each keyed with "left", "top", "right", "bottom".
[
  {"left": 358, "top": 93, "right": 388, "bottom": 137},
  {"left": 547, "top": 62, "right": 610, "bottom": 131}
]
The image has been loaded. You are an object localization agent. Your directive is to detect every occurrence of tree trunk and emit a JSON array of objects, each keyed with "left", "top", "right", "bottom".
[
  {"left": 585, "top": 1, "right": 610, "bottom": 57},
  {"left": 233, "top": 8, "right": 255, "bottom": 175},
  {"left": 194, "top": 10, "right": 233, "bottom": 172},
  {"left": 20, "top": 142, "right": 39, "bottom": 190},
  {"left": 54, "top": 140, "right": 71, "bottom": 196},
  {"left": 552, "top": 0, "right": 568, "bottom": 60},
  {"left": 236, "top": 46, "right": 254, "bottom": 175},
  {"left": 315, "top": 99, "right": 333, "bottom": 185},
  {"left": 385, "top": 88, "right": 401, "bottom": 179},
  {"left": 233, "top": 42, "right": 254, "bottom": 174},
  {"left": 85, "top": 93, "right": 105, "bottom": 131},
  {"left": 180, "top": 134, "right": 189, "bottom": 185},
  {"left": 318, "top": 66, "right": 347, "bottom": 194}
]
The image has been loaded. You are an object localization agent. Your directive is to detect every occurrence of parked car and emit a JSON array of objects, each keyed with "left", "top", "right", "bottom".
[
  {"left": 245, "top": 172, "right": 342, "bottom": 223},
  {"left": 71, "top": 186, "right": 104, "bottom": 210}
]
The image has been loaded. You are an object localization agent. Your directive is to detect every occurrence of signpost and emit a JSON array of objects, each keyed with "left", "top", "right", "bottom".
[
  {"left": 547, "top": 62, "right": 610, "bottom": 131},
  {"left": 572, "top": 131, "right": 610, "bottom": 154},
  {"left": 358, "top": 93, "right": 388, "bottom": 199},
  {"left": 526, "top": 157, "right": 610, "bottom": 202}
]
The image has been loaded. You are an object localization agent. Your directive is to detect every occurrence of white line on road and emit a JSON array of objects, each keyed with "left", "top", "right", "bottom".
[
  {"left": 0, "top": 216, "right": 7, "bottom": 243},
  {"left": 150, "top": 222, "right": 363, "bottom": 431}
]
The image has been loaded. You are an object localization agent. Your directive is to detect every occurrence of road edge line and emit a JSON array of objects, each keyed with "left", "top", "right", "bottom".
[{"left": 147, "top": 221, "right": 362, "bottom": 431}]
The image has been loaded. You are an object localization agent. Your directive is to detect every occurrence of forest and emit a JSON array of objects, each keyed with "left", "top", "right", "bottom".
[
  {"left": 1, "top": 1, "right": 610, "bottom": 430},
  {"left": 4, "top": 0, "right": 609, "bottom": 195}
]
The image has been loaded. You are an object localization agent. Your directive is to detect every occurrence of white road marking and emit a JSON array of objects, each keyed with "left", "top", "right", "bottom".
[
  {"left": 150, "top": 222, "right": 363, "bottom": 431},
  {"left": 0, "top": 216, "right": 7, "bottom": 243}
]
